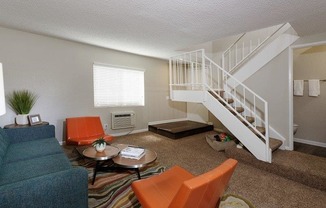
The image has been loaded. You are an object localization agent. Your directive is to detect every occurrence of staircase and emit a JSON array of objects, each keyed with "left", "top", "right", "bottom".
[
  {"left": 223, "top": 23, "right": 299, "bottom": 85},
  {"left": 168, "top": 24, "right": 297, "bottom": 163}
]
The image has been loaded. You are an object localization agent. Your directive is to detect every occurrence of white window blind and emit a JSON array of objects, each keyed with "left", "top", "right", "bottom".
[{"left": 93, "top": 64, "right": 144, "bottom": 107}]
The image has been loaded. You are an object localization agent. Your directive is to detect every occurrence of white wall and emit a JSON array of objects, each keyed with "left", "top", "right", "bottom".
[
  {"left": 243, "top": 50, "right": 290, "bottom": 146},
  {"left": 0, "top": 27, "right": 186, "bottom": 142},
  {"left": 186, "top": 103, "right": 208, "bottom": 123}
]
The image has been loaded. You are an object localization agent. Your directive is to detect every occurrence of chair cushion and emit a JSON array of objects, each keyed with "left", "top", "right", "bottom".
[
  {"left": 132, "top": 159, "right": 238, "bottom": 208},
  {"left": 169, "top": 159, "right": 238, "bottom": 208},
  {"left": 3, "top": 137, "right": 63, "bottom": 164},
  {"left": 0, "top": 153, "right": 72, "bottom": 186},
  {"left": 66, "top": 116, "right": 113, "bottom": 145},
  {"left": 131, "top": 165, "right": 194, "bottom": 208}
]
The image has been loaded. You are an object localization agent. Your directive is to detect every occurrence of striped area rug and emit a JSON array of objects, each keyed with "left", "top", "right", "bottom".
[
  {"left": 65, "top": 147, "right": 253, "bottom": 208},
  {"left": 66, "top": 147, "right": 165, "bottom": 208},
  {"left": 88, "top": 165, "right": 165, "bottom": 208}
]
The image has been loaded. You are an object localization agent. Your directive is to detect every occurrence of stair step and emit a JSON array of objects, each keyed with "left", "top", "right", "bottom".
[
  {"left": 227, "top": 106, "right": 244, "bottom": 114},
  {"left": 238, "top": 116, "right": 255, "bottom": 124},
  {"left": 250, "top": 126, "right": 266, "bottom": 136},
  {"left": 215, "top": 90, "right": 224, "bottom": 97},
  {"left": 270, "top": 138, "right": 282, "bottom": 152},
  {"left": 208, "top": 90, "right": 221, "bottom": 98},
  {"left": 217, "top": 97, "right": 234, "bottom": 105},
  {"left": 208, "top": 90, "right": 233, "bottom": 105}
]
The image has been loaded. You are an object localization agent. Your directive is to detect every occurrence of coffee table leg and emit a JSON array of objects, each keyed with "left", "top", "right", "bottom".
[
  {"left": 92, "top": 161, "right": 100, "bottom": 185},
  {"left": 135, "top": 168, "right": 141, "bottom": 179}
]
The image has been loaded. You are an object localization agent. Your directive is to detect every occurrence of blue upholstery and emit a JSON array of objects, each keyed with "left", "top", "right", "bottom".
[
  {"left": 0, "top": 153, "right": 71, "bottom": 186},
  {"left": 0, "top": 125, "right": 88, "bottom": 208},
  {"left": 0, "top": 167, "right": 88, "bottom": 208},
  {"left": 4, "top": 125, "right": 55, "bottom": 143},
  {"left": 0, "top": 128, "right": 10, "bottom": 166},
  {"left": 4, "top": 137, "right": 63, "bottom": 163}
]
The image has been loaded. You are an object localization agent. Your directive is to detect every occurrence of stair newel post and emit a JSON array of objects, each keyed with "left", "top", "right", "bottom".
[
  {"left": 243, "top": 87, "right": 246, "bottom": 114},
  {"left": 191, "top": 62, "right": 194, "bottom": 90},
  {"left": 222, "top": 51, "right": 225, "bottom": 74},
  {"left": 223, "top": 71, "right": 228, "bottom": 101},
  {"left": 235, "top": 43, "right": 238, "bottom": 65},
  {"left": 253, "top": 96, "right": 256, "bottom": 128},
  {"left": 265, "top": 101, "right": 271, "bottom": 162},
  {"left": 233, "top": 79, "right": 237, "bottom": 109},
  {"left": 169, "top": 58, "right": 173, "bottom": 100},
  {"left": 201, "top": 49, "right": 207, "bottom": 101},
  {"left": 242, "top": 42, "right": 245, "bottom": 60},
  {"left": 201, "top": 49, "right": 206, "bottom": 90}
]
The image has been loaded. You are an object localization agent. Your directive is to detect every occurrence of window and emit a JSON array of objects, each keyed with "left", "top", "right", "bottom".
[{"left": 93, "top": 63, "right": 145, "bottom": 107}]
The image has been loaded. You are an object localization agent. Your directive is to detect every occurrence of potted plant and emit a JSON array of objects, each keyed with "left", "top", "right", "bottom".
[
  {"left": 7, "top": 90, "right": 38, "bottom": 125},
  {"left": 92, "top": 137, "right": 107, "bottom": 152}
]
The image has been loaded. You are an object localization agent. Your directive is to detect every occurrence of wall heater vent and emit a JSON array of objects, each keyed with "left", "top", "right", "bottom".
[{"left": 111, "top": 111, "right": 136, "bottom": 130}]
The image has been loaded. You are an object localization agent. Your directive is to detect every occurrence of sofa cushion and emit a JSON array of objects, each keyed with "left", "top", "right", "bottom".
[
  {"left": 4, "top": 125, "right": 55, "bottom": 144},
  {"left": 0, "top": 128, "right": 10, "bottom": 166},
  {"left": 0, "top": 153, "right": 72, "bottom": 186},
  {"left": 3, "top": 137, "right": 64, "bottom": 164}
]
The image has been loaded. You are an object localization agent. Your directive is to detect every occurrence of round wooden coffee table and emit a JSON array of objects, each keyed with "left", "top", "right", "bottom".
[
  {"left": 83, "top": 145, "right": 120, "bottom": 160},
  {"left": 112, "top": 144, "right": 157, "bottom": 179},
  {"left": 82, "top": 145, "right": 120, "bottom": 185},
  {"left": 82, "top": 144, "right": 157, "bottom": 184}
]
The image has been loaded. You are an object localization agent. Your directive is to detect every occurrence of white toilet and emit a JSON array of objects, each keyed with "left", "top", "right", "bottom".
[{"left": 293, "top": 123, "right": 299, "bottom": 135}]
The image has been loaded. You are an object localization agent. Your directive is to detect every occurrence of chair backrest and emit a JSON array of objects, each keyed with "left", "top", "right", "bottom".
[
  {"left": 66, "top": 116, "right": 105, "bottom": 145},
  {"left": 168, "top": 159, "right": 238, "bottom": 208}
]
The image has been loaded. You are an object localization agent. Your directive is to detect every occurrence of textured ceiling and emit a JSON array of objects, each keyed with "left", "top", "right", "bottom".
[{"left": 1, "top": 0, "right": 326, "bottom": 59}]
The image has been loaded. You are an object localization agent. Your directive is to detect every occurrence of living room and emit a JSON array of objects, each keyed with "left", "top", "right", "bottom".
[
  {"left": 1, "top": 1, "right": 326, "bottom": 208},
  {"left": 0, "top": 26, "right": 187, "bottom": 141}
]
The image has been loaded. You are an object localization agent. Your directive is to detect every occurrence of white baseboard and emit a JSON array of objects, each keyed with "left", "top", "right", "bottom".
[
  {"left": 110, "top": 128, "right": 148, "bottom": 137},
  {"left": 294, "top": 138, "right": 326, "bottom": 148}
]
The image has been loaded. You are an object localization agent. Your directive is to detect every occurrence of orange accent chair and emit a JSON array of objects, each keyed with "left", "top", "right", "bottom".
[
  {"left": 66, "top": 116, "right": 113, "bottom": 145},
  {"left": 131, "top": 158, "right": 238, "bottom": 208}
]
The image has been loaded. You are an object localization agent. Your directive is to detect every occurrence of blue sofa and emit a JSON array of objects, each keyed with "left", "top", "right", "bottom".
[{"left": 0, "top": 125, "right": 88, "bottom": 208}]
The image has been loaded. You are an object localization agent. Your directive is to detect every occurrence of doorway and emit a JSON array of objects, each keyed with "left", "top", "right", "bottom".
[{"left": 289, "top": 41, "right": 326, "bottom": 152}]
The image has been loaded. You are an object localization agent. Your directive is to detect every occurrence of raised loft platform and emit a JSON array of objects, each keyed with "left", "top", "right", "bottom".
[{"left": 148, "top": 120, "right": 214, "bottom": 139}]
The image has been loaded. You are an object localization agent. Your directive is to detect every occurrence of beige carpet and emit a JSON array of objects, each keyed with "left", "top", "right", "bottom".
[
  {"left": 225, "top": 144, "right": 326, "bottom": 191},
  {"left": 115, "top": 131, "right": 326, "bottom": 208}
]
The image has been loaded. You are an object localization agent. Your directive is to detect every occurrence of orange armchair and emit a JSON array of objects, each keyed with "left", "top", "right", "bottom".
[
  {"left": 66, "top": 116, "right": 113, "bottom": 145},
  {"left": 131, "top": 159, "right": 238, "bottom": 208}
]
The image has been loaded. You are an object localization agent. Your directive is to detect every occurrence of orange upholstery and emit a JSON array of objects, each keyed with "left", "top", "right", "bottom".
[
  {"left": 131, "top": 159, "right": 238, "bottom": 208},
  {"left": 66, "top": 116, "right": 113, "bottom": 145}
]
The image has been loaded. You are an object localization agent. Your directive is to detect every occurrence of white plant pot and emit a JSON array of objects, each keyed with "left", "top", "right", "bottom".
[
  {"left": 16, "top": 114, "right": 29, "bottom": 125},
  {"left": 95, "top": 143, "right": 106, "bottom": 152}
]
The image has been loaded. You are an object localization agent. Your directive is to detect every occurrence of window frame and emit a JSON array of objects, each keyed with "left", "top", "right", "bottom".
[{"left": 93, "top": 63, "right": 145, "bottom": 107}]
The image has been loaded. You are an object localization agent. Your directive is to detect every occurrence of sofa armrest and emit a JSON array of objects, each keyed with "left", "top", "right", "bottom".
[
  {"left": 4, "top": 125, "right": 56, "bottom": 143},
  {"left": 0, "top": 167, "right": 88, "bottom": 208}
]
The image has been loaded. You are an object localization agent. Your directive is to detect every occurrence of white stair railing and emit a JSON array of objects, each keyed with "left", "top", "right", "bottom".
[
  {"left": 222, "top": 23, "right": 286, "bottom": 74},
  {"left": 170, "top": 49, "right": 270, "bottom": 161}
]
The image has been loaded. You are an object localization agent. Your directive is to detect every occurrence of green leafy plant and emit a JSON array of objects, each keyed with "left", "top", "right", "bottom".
[
  {"left": 92, "top": 137, "right": 107, "bottom": 146},
  {"left": 7, "top": 90, "right": 38, "bottom": 114}
]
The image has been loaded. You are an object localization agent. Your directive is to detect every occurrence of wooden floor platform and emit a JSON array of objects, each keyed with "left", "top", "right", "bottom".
[{"left": 148, "top": 120, "right": 214, "bottom": 139}]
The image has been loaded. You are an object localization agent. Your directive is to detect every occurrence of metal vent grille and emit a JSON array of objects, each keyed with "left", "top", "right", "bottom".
[{"left": 111, "top": 111, "right": 136, "bottom": 129}]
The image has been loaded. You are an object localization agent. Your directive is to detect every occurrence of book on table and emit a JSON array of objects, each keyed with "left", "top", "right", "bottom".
[
  {"left": 121, "top": 147, "right": 145, "bottom": 159},
  {"left": 121, "top": 151, "right": 145, "bottom": 160}
]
